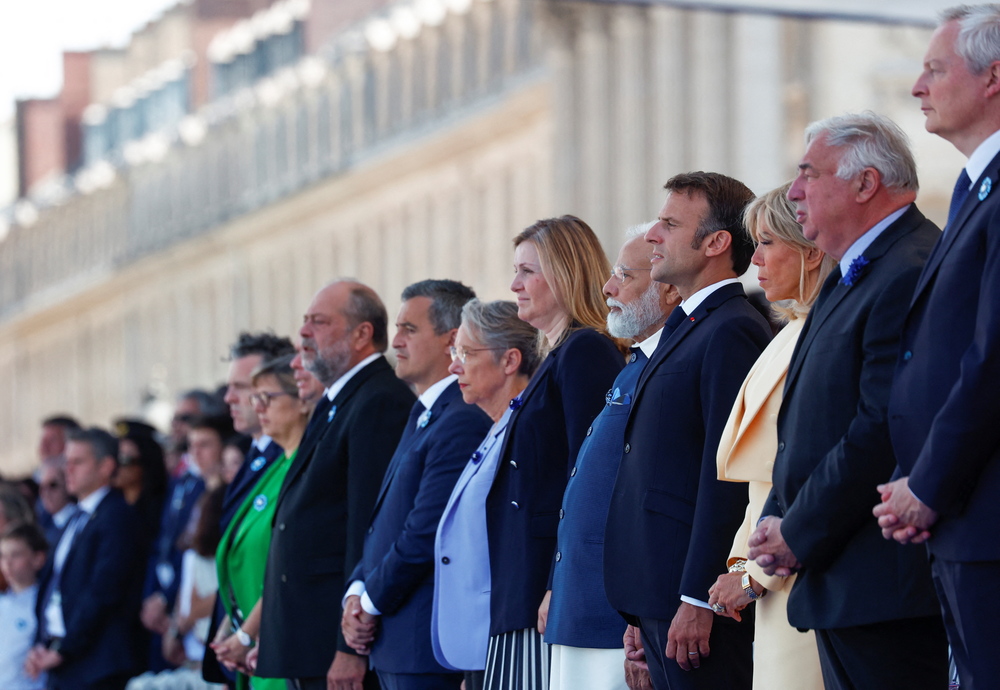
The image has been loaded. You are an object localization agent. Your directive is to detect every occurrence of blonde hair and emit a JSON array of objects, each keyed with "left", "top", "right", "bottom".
[
  {"left": 514, "top": 215, "right": 627, "bottom": 354},
  {"left": 745, "top": 183, "right": 836, "bottom": 321}
]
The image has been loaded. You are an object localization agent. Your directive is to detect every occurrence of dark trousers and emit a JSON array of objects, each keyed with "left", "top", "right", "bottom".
[
  {"left": 637, "top": 611, "right": 752, "bottom": 690},
  {"left": 814, "top": 615, "right": 948, "bottom": 690},
  {"left": 50, "top": 673, "right": 130, "bottom": 690},
  {"left": 287, "top": 669, "right": 380, "bottom": 690},
  {"left": 931, "top": 555, "right": 1000, "bottom": 690},
  {"left": 375, "top": 670, "right": 463, "bottom": 690},
  {"left": 464, "top": 670, "right": 485, "bottom": 690}
]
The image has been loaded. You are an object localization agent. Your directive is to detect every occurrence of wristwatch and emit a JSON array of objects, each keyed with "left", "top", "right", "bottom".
[
  {"left": 235, "top": 627, "right": 254, "bottom": 647},
  {"left": 742, "top": 572, "right": 765, "bottom": 601}
]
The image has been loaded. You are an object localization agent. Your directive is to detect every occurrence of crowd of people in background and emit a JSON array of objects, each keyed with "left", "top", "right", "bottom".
[{"left": 2, "top": 4, "right": 999, "bottom": 690}]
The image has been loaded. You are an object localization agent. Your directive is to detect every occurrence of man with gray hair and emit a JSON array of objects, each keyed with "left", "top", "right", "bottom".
[
  {"left": 874, "top": 5, "right": 1000, "bottom": 687},
  {"left": 541, "top": 227, "right": 679, "bottom": 690},
  {"left": 747, "top": 112, "right": 948, "bottom": 688}
]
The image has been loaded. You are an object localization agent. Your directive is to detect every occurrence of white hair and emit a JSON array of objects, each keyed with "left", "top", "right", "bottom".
[
  {"left": 942, "top": 4, "right": 1000, "bottom": 74},
  {"left": 625, "top": 220, "right": 656, "bottom": 239}
]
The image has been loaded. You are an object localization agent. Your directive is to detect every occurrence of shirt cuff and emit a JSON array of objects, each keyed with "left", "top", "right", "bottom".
[
  {"left": 342, "top": 580, "right": 365, "bottom": 609},
  {"left": 360, "top": 591, "right": 382, "bottom": 616},
  {"left": 680, "top": 596, "right": 713, "bottom": 611}
]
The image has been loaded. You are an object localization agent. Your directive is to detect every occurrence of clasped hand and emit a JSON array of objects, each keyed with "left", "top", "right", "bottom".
[
  {"left": 341, "top": 595, "right": 378, "bottom": 655},
  {"left": 747, "top": 516, "right": 801, "bottom": 577},
  {"left": 872, "top": 476, "right": 937, "bottom": 544}
]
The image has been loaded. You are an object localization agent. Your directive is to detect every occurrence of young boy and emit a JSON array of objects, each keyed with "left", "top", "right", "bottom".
[{"left": 0, "top": 522, "right": 48, "bottom": 690}]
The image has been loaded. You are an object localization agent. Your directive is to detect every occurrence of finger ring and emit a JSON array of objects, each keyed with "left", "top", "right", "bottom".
[
  {"left": 711, "top": 602, "right": 726, "bottom": 613},
  {"left": 687, "top": 651, "right": 700, "bottom": 656}
]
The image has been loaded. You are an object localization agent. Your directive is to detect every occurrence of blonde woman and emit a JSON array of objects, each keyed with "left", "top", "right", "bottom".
[{"left": 708, "top": 183, "right": 835, "bottom": 689}]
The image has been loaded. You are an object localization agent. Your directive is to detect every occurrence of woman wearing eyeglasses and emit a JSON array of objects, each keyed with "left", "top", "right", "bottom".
[
  {"left": 213, "top": 353, "right": 310, "bottom": 690},
  {"left": 482, "top": 216, "right": 626, "bottom": 690}
]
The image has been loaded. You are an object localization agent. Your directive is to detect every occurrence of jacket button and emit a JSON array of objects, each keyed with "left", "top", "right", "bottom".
[
  {"left": 555, "top": 551, "right": 562, "bottom": 562},
  {"left": 559, "top": 509, "right": 565, "bottom": 519},
  {"left": 511, "top": 501, "right": 519, "bottom": 509},
  {"left": 281, "top": 574, "right": 287, "bottom": 583},
  {"left": 630, "top": 352, "right": 637, "bottom": 363},
  {"left": 510, "top": 460, "right": 517, "bottom": 469},
  {"left": 586, "top": 426, "right": 593, "bottom": 436},
  {"left": 570, "top": 467, "right": 577, "bottom": 477},
  {"left": 367, "top": 526, "right": 374, "bottom": 534},
  {"left": 279, "top": 523, "right": 285, "bottom": 531},
  {"left": 441, "top": 556, "right": 450, "bottom": 564},
  {"left": 903, "top": 350, "right": 913, "bottom": 360},
  {"left": 624, "top": 443, "right": 631, "bottom": 453},
  {"left": 778, "top": 441, "right": 785, "bottom": 451}
]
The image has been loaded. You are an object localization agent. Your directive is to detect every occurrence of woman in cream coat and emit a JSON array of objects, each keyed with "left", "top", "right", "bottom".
[{"left": 708, "top": 183, "right": 835, "bottom": 689}]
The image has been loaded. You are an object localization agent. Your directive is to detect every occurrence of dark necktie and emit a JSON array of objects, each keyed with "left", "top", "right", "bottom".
[
  {"left": 398, "top": 400, "right": 426, "bottom": 448},
  {"left": 662, "top": 307, "right": 687, "bottom": 339},
  {"left": 947, "top": 168, "right": 972, "bottom": 231}
]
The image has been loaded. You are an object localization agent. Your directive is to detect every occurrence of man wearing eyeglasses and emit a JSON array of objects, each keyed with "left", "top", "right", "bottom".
[
  {"left": 540, "top": 226, "right": 679, "bottom": 690},
  {"left": 340, "top": 279, "right": 491, "bottom": 690}
]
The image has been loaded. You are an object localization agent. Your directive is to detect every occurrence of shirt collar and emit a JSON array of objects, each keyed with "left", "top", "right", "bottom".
[
  {"left": 679, "top": 278, "right": 740, "bottom": 316},
  {"left": 636, "top": 326, "right": 663, "bottom": 360},
  {"left": 52, "top": 503, "right": 77, "bottom": 528},
  {"left": 253, "top": 435, "right": 273, "bottom": 453},
  {"left": 417, "top": 374, "right": 458, "bottom": 411},
  {"left": 325, "top": 353, "right": 383, "bottom": 402},
  {"left": 966, "top": 128, "right": 1000, "bottom": 185},
  {"left": 77, "top": 485, "right": 110, "bottom": 515},
  {"left": 838, "top": 204, "right": 909, "bottom": 275}
]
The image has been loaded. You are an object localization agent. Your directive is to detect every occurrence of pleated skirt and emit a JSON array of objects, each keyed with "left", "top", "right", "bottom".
[{"left": 483, "top": 628, "right": 551, "bottom": 690}]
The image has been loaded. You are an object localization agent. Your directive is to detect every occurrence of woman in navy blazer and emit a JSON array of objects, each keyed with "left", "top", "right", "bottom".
[{"left": 483, "top": 216, "right": 625, "bottom": 690}]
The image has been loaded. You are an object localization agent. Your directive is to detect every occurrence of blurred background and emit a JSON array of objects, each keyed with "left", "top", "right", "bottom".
[{"left": 0, "top": 0, "right": 966, "bottom": 474}]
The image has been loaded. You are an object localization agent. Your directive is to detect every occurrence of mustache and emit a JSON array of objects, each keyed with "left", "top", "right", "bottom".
[{"left": 606, "top": 298, "right": 625, "bottom": 309}]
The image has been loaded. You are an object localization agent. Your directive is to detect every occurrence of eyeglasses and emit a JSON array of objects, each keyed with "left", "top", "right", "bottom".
[
  {"left": 40, "top": 481, "right": 63, "bottom": 491},
  {"left": 611, "top": 265, "right": 652, "bottom": 284},
  {"left": 250, "top": 391, "right": 295, "bottom": 409},
  {"left": 119, "top": 454, "right": 141, "bottom": 466},
  {"left": 449, "top": 346, "right": 506, "bottom": 364}
]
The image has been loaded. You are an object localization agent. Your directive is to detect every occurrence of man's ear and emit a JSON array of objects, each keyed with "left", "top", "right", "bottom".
[{"left": 703, "top": 230, "right": 733, "bottom": 259}]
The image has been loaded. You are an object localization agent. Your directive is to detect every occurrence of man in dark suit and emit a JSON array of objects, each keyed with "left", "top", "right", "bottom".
[
  {"left": 27, "top": 427, "right": 143, "bottom": 690},
  {"left": 874, "top": 7, "right": 1000, "bottom": 687},
  {"left": 747, "top": 112, "right": 947, "bottom": 689},
  {"left": 255, "top": 280, "right": 415, "bottom": 690},
  {"left": 604, "top": 172, "right": 772, "bottom": 689},
  {"left": 341, "top": 279, "right": 491, "bottom": 690},
  {"left": 543, "top": 228, "right": 680, "bottom": 690},
  {"left": 204, "top": 331, "right": 295, "bottom": 684}
]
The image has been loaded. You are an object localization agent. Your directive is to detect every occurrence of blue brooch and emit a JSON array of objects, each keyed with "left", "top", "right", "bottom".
[
  {"left": 840, "top": 255, "right": 870, "bottom": 287},
  {"left": 980, "top": 177, "right": 992, "bottom": 201},
  {"left": 327, "top": 405, "right": 337, "bottom": 423},
  {"left": 418, "top": 409, "right": 432, "bottom": 428},
  {"left": 509, "top": 396, "right": 523, "bottom": 411},
  {"left": 470, "top": 450, "right": 483, "bottom": 464},
  {"left": 250, "top": 456, "right": 266, "bottom": 472},
  {"left": 253, "top": 494, "right": 268, "bottom": 511}
]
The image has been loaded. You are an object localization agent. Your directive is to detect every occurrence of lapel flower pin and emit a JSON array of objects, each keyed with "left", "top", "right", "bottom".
[
  {"left": 509, "top": 396, "right": 523, "bottom": 411},
  {"left": 418, "top": 409, "right": 433, "bottom": 428},
  {"left": 840, "top": 255, "right": 869, "bottom": 288},
  {"left": 327, "top": 405, "right": 337, "bottom": 423},
  {"left": 979, "top": 177, "right": 992, "bottom": 201}
]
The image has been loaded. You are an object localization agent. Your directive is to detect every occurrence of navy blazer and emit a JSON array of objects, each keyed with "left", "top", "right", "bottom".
[
  {"left": 37, "top": 489, "right": 143, "bottom": 686},
  {"left": 143, "top": 471, "right": 204, "bottom": 608},
  {"left": 348, "top": 381, "right": 491, "bottom": 674},
  {"left": 889, "top": 156, "right": 1000, "bottom": 563},
  {"left": 257, "top": 356, "right": 415, "bottom": 679},
  {"left": 546, "top": 347, "right": 647, "bottom": 648},
  {"left": 765, "top": 205, "right": 942, "bottom": 630},
  {"left": 486, "top": 327, "right": 623, "bottom": 637},
  {"left": 604, "top": 282, "right": 771, "bottom": 621}
]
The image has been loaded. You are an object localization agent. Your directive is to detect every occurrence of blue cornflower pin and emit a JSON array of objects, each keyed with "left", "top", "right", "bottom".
[
  {"left": 840, "top": 256, "right": 870, "bottom": 287},
  {"left": 509, "top": 396, "right": 523, "bottom": 411},
  {"left": 253, "top": 494, "right": 268, "bottom": 511},
  {"left": 471, "top": 450, "right": 483, "bottom": 464},
  {"left": 250, "top": 456, "right": 266, "bottom": 472},
  {"left": 418, "top": 409, "right": 432, "bottom": 428},
  {"left": 980, "top": 177, "right": 992, "bottom": 201},
  {"left": 327, "top": 405, "right": 337, "bottom": 423}
]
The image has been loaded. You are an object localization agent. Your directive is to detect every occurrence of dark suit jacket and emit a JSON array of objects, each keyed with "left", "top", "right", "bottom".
[
  {"left": 37, "top": 489, "right": 143, "bottom": 687},
  {"left": 487, "top": 327, "right": 623, "bottom": 637},
  {"left": 143, "top": 471, "right": 204, "bottom": 608},
  {"left": 604, "top": 282, "right": 771, "bottom": 621},
  {"left": 348, "top": 380, "right": 491, "bottom": 674},
  {"left": 765, "top": 205, "right": 942, "bottom": 630},
  {"left": 256, "top": 356, "right": 415, "bottom": 679},
  {"left": 889, "top": 155, "right": 1000, "bottom": 563}
]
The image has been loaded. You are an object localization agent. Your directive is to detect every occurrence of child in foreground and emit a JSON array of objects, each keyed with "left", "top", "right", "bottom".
[{"left": 0, "top": 522, "right": 48, "bottom": 690}]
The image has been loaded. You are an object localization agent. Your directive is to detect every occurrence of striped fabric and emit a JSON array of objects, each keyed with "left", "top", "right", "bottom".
[{"left": 484, "top": 628, "right": 552, "bottom": 690}]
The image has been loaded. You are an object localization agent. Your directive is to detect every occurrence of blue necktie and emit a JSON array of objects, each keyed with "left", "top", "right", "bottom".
[
  {"left": 947, "top": 168, "right": 972, "bottom": 231},
  {"left": 662, "top": 307, "right": 687, "bottom": 339}
]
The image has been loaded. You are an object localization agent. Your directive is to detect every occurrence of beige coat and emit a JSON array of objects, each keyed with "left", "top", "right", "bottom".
[{"left": 716, "top": 318, "right": 823, "bottom": 690}]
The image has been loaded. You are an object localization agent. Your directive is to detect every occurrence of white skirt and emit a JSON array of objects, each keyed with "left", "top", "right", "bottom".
[{"left": 549, "top": 644, "right": 629, "bottom": 690}]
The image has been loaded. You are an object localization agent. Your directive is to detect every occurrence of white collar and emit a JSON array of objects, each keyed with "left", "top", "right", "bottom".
[
  {"left": 77, "top": 485, "right": 110, "bottom": 515},
  {"left": 253, "top": 435, "right": 273, "bottom": 452},
  {"left": 52, "top": 503, "right": 77, "bottom": 528},
  {"left": 417, "top": 375, "right": 458, "bottom": 412},
  {"left": 636, "top": 327, "right": 663, "bottom": 360},
  {"left": 966, "top": 128, "right": 1000, "bottom": 185},
  {"left": 838, "top": 204, "right": 909, "bottom": 274},
  {"left": 325, "top": 353, "right": 383, "bottom": 402},
  {"left": 680, "top": 278, "right": 740, "bottom": 316}
]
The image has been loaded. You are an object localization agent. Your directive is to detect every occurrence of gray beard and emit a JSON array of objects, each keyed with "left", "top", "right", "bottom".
[
  {"left": 607, "top": 286, "right": 663, "bottom": 340},
  {"left": 307, "top": 341, "right": 352, "bottom": 388}
]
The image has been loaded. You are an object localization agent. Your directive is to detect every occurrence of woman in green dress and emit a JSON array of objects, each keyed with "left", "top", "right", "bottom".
[{"left": 213, "top": 353, "right": 311, "bottom": 689}]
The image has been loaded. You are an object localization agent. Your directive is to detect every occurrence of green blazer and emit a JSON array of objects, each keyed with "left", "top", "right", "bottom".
[{"left": 217, "top": 449, "right": 295, "bottom": 690}]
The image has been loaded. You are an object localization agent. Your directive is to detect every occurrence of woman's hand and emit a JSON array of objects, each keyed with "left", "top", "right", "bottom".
[
  {"left": 212, "top": 633, "right": 252, "bottom": 673},
  {"left": 707, "top": 572, "right": 761, "bottom": 622}
]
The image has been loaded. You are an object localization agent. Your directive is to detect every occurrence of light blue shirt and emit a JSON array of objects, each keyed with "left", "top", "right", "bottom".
[
  {"left": 431, "top": 405, "right": 513, "bottom": 671},
  {"left": 0, "top": 584, "right": 45, "bottom": 689}
]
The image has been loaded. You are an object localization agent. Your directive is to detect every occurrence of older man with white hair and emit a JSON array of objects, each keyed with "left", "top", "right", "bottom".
[{"left": 539, "top": 225, "right": 679, "bottom": 690}]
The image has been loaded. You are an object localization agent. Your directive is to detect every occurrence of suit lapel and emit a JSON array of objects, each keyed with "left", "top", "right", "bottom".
[{"left": 912, "top": 152, "right": 1000, "bottom": 304}]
